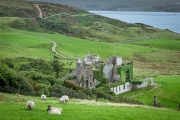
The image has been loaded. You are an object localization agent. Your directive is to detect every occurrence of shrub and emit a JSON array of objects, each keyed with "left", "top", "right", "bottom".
[{"left": 131, "top": 80, "right": 143, "bottom": 85}]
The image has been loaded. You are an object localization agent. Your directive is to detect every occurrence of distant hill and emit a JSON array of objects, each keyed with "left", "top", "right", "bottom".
[
  {"left": 28, "top": 0, "right": 180, "bottom": 12},
  {"left": 1, "top": 0, "right": 179, "bottom": 43}
]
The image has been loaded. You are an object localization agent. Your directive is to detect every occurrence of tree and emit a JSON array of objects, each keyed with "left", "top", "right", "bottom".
[{"left": 52, "top": 59, "right": 64, "bottom": 78}]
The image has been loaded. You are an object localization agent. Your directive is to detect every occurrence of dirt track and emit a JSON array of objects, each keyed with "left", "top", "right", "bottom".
[{"left": 34, "top": 4, "right": 43, "bottom": 18}]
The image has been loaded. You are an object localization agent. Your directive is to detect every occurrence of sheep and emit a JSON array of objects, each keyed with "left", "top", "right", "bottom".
[
  {"left": 47, "top": 105, "right": 61, "bottom": 114},
  {"left": 26, "top": 100, "right": 35, "bottom": 110},
  {"left": 41, "top": 94, "right": 46, "bottom": 100},
  {"left": 59, "top": 95, "right": 69, "bottom": 104},
  {"left": 47, "top": 105, "right": 63, "bottom": 112}
]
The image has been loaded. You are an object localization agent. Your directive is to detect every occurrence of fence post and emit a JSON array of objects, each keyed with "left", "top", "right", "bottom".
[
  {"left": 154, "top": 96, "right": 156, "bottom": 107},
  {"left": 96, "top": 94, "right": 98, "bottom": 101},
  {"left": 18, "top": 88, "right": 20, "bottom": 95}
]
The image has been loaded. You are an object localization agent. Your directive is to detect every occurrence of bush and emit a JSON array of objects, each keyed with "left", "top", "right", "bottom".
[
  {"left": 131, "top": 80, "right": 143, "bottom": 85},
  {"left": 51, "top": 84, "right": 87, "bottom": 99},
  {"left": 63, "top": 80, "right": 82, "bottom": 91},
  {"left": 22, "top": 71, "right": 57, "bottom": 85}
]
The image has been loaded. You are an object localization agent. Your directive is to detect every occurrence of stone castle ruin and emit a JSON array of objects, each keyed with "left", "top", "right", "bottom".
[{"left": 62, "top": 53, "right": 155, "bottom": 94}]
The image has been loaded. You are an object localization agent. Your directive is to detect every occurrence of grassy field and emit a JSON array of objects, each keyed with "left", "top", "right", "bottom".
[
  {"left": 22, "top": 31, "right": 159, "bottom": 59},
  {"left": 0, "top": 29, "right": 158, "bottom": 59},
  {"left": 120, "top": 76, "right": 180, "bottom": 110},
  {"left": 1, "top": 92, "right": 180, "bottom": 120},
  {"left": 0, "top": 31, "right": 54, "bottom": 59},
  {"left": 0, "top": 29, "right": 180, "bottom": 76}
]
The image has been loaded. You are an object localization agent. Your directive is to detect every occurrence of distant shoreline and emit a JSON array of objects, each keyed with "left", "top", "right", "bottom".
[{"left": 89, "top": 11, "right": 180, "bottom": 34}]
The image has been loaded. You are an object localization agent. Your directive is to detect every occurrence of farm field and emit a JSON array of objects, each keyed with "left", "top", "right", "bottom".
[
  {"left": 0, "top": 92, "right": 180, "bottom": 120},
  {"left": 120, "top": 75, "right": 180, "bottom": 110}
]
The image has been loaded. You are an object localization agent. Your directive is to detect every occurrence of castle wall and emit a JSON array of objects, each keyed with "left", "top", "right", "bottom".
[
  {"left": 103, "top": 64, "right": 113, "bottom": 80},
  {"left": 111, "top": 82, "right": 132, "bottom": 95}
]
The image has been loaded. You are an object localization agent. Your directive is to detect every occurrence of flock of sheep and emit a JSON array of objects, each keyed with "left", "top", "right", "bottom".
[{"left": 26, "top": 94, "right": 69, "bottom": 114}]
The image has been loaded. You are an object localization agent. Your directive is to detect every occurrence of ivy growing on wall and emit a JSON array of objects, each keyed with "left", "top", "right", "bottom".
[
  {"left": 116, "top": 62, "right": 133, "bottom": 83},
  {"left": 81, "top": 75, "right": 84, "bottom": 81},
  {"left": 93, "top": 64, "right": 105, "bottom": 82}
]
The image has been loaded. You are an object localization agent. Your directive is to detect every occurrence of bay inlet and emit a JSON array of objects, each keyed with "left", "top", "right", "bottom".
[{"left": 89, "top": 11, "right": 180, "bottom": 34}]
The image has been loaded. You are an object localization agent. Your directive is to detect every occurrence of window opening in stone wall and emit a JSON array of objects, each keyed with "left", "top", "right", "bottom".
[
  {"left": 126, "top": 70, "right": 129, "bottom": 82},
  {"left": 90, "top": 82, "right": 92, "bottom": 87}
]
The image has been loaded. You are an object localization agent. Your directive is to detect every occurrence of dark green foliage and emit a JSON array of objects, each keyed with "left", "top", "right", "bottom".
[
  {"left": 16, "top": 75, "right": 35, "bottom": 94},
  {"left": 63, "top": 80, "right": 82, "bottom": 91},
  {"left": 10, "top": 18, "right": 43, "bottom": 31},
  {"left": 19, "top": 58, "right": 52, "bottom": 75},
  {"left": 51, "top": 84, "right": 87, "bottom": 99},
  {"left": 3, "top": 58, "right": 14, "bottom": 68},
  {"left": 0, "top": 63, "right": 18, "bottom": 87},
  {"left": 52, "top": 59, "right": 64, "bottom": 78},
  {"left": 22, "top": 71, "right": 57, "bottom": 85},
  {"left": 131, "top": 80, "right": 143, "bottom": 85},
  {"left": 68, "top": 75, "right": 76, "bottom": 80},
  {"left": 50, "top": 84, "right": 70, "bottom": 97},
  {"left": 0, "top": 62, "right": 35, "bottom": 95},
  {"left": 38, "top": 19, "right": 70, "bottom": 34},
  {"left": 18, "top": 58, "right": 69, "bottom": 78}
]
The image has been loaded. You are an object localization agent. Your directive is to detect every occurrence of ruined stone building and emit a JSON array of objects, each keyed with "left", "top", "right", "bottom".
[
  {"left": 62, "top": 53, "right": 155, "bottom": 94},
  {"left": 63, "top": 53, "right": 133, "bottom": 89}
]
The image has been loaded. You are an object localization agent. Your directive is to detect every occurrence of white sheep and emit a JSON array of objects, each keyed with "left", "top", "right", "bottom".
[
  {"left": 59, "top": 95, "right": 69, "bottom": 103},
  {"left": 26, "top": 100, "right": 35, "bottom": 110},
  {"left": 47, "top": 105, "right": 63, "bottom": 112},
  {"left": 47, "top": 105, "right": 61, "bottom": 114},
  {"left": 41, "top": 94, "right": 46, "bottom": 100}
]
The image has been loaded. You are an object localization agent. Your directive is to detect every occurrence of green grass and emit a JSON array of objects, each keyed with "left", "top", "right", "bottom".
[
  {"left": 0, "top": 29, "right": 159, "bottom": 60},
  {"left": 129, "top": 38, "right": 180, "bottom": 51},
  {"left": 27, "top": 31, "right": 159, "bottom": 59},
  {"left": 120, "top": 76, "right": 180, "bottom": 110},
  {"left": 0, "top": 31, "right": 54, "bottom": 59},
  {"left": 1, "top": 30, "right": 179, "bottom": 76},
  {"left": 124, "top": 38, "right": 180, "bottom": 77},
  {"left": 0, "top": 92, "right": 180, "bottom": 120}
]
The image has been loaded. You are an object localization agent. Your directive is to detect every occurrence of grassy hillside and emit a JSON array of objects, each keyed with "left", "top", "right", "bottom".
[
  {"left": 0, "top": 31, "right": 53, "bottom": 59},
  {"left": 1, "top": 93, "right": 180, "bottom": 120},
  {"left": 120, "top": 76, "right": 180, "bottom": 110},
  {"left": 0, "top": 0, "right": 180, "bottom": 113},
  {"left": 1, "top": 0, "right": 180, "bottom": 42}
]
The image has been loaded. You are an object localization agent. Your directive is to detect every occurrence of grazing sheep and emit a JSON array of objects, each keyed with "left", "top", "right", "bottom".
[
  {"left": 48, "top": 105, "right": 63, "bottom": 112},
  {"left": 26, "top": 100, "right": 35, "bottom": 110},
  {"left": 41, "top": 94, "right": 46, "bottom": 100},
  {"left": 59, "top": 95, "right": 69, "bottom": 103},
  {"left": 47, "top": 105, "right": 61, "bottom": 114}
]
